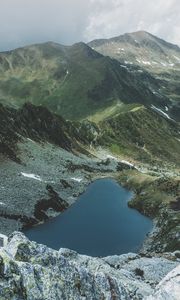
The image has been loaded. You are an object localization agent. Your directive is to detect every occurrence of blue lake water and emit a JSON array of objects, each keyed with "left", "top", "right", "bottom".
[{"left": 25, "top": 179, "right": 152, "bottom": 257}]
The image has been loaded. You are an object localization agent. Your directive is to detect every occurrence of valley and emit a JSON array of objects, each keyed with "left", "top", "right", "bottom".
[
  {"left": 0, "top": 101, "right": 179, "bottom": 254},
  {"left": 0, "top": 30, "right": 179, "bottom": 299}
]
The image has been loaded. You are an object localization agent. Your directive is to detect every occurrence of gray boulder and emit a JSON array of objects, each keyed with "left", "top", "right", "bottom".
[{"left": 0, "top": 232, "right": 179, "bottom": 300}]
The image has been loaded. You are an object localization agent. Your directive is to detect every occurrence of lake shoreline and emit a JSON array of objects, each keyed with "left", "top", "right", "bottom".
[{"left": 25, "top": 178, "right": 152, "bottom": 257}]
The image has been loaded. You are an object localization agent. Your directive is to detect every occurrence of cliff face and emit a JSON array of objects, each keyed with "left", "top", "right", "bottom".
[{"left": 0, "top": 232, "right": 179, "bottom": 300}]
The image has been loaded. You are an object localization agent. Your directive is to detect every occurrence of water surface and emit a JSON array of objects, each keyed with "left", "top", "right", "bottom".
[{"left": 25, "top": 179, "right": 152, "bottom": 257}]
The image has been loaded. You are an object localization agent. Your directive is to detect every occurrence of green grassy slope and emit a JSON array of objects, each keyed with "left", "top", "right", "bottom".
[
  {"left": 96, "top": 106, "right": 180, "bottom": 165},
  {"left": 0, "top": 42, "right": 169, "bottom": 120}
]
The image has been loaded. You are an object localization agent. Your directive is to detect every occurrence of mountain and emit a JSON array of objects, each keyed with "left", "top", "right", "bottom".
[
  {"left": 89, "top": 31, "right": 180, "bottom": 71},
  {"left": 89, "top": 31, "right": 180, "bottom": 120},
  {"left": 0, "top": 40, "right": 171, "bottom": 120}
]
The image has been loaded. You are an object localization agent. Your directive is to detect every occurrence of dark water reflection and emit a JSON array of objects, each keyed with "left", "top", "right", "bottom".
[{"left": 25, "top": 179, "right": 152, "bottom": 257}]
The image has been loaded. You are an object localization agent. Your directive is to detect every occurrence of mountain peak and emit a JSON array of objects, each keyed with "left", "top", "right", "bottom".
[
  {"left": 89, "top": 30, "right": 180, "bottom": 51},
  {"left": 127, "top": 30, "right": 153, "bottom": 40},
  {"left": 129, "top": 30, "right": 151, "bottom": 36}
]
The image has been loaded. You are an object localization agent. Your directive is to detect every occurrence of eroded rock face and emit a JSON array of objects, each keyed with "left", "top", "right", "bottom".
[{"left": 0, "top": 232, "right": 179, "bottom": 300}]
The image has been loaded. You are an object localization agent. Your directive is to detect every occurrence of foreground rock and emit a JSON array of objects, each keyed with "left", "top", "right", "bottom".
[
  {"left": 146, "top": 265, "right": 180, "bottom": 300},
  {"left": 0, "top": 232, "right": 179, "bottom": 299}
]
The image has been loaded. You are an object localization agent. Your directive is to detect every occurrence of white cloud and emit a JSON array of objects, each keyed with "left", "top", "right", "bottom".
[
  {"left": 84, "top": 0, "right": 180, "bottom": 45},
  {"left": 0, "top": 0, "right": 90, "bottom": 50}
]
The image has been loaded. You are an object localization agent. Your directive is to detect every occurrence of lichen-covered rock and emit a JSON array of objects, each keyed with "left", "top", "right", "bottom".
[{"left": 0, "top": 232, "right": 179, "bottom": 300}]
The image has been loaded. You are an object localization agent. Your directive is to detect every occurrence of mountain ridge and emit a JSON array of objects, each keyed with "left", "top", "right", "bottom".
[
  {"left": 89, "top": 30, "right": 180, "bottom": 51},
  {"left": 0, "top": 34, "right": 175, "bottom": 120}
]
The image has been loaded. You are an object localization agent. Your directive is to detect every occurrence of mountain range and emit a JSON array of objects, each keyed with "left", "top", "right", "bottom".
[
  {"left": 0, "top": 31, "right": 179, "bottom": 121},
  {"left": 0, "top": 31, "right": 180, "bottom": 300}
]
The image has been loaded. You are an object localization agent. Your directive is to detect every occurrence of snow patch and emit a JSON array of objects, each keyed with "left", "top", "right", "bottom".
[
  {"left": 160, "top": 62, "right": 175, "bottom": 67},
  {"left": 165, "top": 106, "right": 169, "bottom": 111},
  {"left": 125, "top": 61, "right": 133, "bottom": 65},
  {"left": 160, "top": 62, "right": 166, "bottom": 67},
  {"left": 142, "top": 61, "right": 151, "bottom": 65},
  {"left": 136, "top": 59, "right": 141, "bottom": 63},
  {"left": 27, "top": 138, "right": 35, "bottom": 143},
  {"left": 0, "top": 202, "right": 5, "bottom": 206},
  {"left": 71, "top": 177, "right": 83, "bottom": 183},
  {"left": 21, "top": 172, "right": 43, "bottom": 181},
  {"left": 151, "top": 105, "right": 172, "bottom": 120},
  {"left": 152, "top": 90, "right": 157, "bottom": 95},
  {"left": 120, "top": 64, "right": 129, "bottom": 70},
  {"left": 173, "top": 55, "right": 180, "bottom": 62},
  {"left": 118, "top": 47, "right": 125, "bottom": 51},
  {"left": 121, "top": 160, "right": 134, "bottom": 167},
  {"left": 136, "top": 59, "right": 151, "bottom": 65},
  {"left": 160, "top": 62, "right": 167, "bottom": 67}
]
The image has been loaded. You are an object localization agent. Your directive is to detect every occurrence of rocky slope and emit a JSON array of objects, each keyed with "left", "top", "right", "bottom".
[
  {"left": 0, "top": 102, "right": 77, "bottom": 162},
  {"left": 0, "top": 40, "right": 170, "bottom": 120},
  {"left": 0, "top": 103, "right": 133, "bottom": 235},
  {"left": 0, "top": 232, "right": 179, "bottom": 300}
]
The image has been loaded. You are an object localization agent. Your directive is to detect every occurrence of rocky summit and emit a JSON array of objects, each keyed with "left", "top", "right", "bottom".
[{"left": 0, "top": 232, "right": 179, "bottom": 300}]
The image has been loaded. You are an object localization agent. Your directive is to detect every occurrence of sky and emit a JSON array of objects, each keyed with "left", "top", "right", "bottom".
[{"left": 0, "top": 0, "right": 179, "bottom": 51}]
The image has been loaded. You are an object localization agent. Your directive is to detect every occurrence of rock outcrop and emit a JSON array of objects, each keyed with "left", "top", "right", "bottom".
[
  {"left": 146, "top": 265, "right": 180, "bottom": 300},
  {"left": 0, "top": 232, "right": 179, "bottom": 299}
]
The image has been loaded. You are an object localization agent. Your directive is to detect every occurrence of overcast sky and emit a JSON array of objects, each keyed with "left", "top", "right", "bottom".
[{"left": 0, "top": 0, "right": 179, "bottom": 51}]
